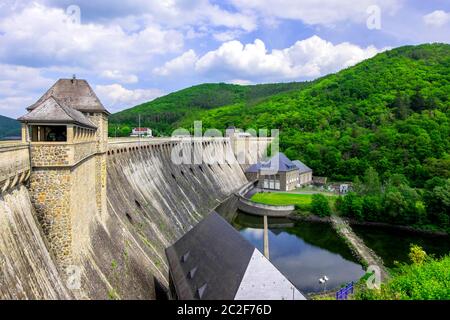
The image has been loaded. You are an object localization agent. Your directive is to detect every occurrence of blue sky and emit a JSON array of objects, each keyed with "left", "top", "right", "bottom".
[{"left": 1, "top": 0, "right": 449, "bottom": 117}]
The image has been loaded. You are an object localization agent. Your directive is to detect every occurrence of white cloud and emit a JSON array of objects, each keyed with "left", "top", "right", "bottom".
[
  {"left": 157, "top": 36, "right": 384, "bottom": 81},
  {"left": 95, "top": 84, "right": 164, "bottom": 112},
  {"left": 230, "top": 0, "right": 402, "bottom": 26},
  {"left": 153, "top": 50, "right": 198, "bottom": 76},
  {"left": 0, "top": 3, "right": 183, "bottom": 78},
  {"left": 0, "top": 64, "right": 54, "bottom": 118},
  {"left": 43, "top": 0, "right": 257, "bottom": 33},
  {"left": 423, "top": 10, "right": 450, "bottom": 27},
  {"left": 213, "top": 30, "right": 243, "bottom": 42},
  {"left": 100, "top": 70, "right": 138, "bottom": 84}
]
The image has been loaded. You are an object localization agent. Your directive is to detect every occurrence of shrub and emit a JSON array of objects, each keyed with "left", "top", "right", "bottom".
[
  {"left": 356, "top": 254, "right": 450, "bottom": 300},
  {"left": 310, "top": 194, "right": 331, "bottom": 217},
  {"left": 409, "top": 244, "right": 427, "bottom": 265}
]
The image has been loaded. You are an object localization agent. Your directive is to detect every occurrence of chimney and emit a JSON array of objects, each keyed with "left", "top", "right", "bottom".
[{"left": 71, "top": 74, "right": 76, "bottom": 83}]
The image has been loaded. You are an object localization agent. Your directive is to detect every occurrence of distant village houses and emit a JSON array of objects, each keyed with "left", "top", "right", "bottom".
[
  {"left": 131, "top": 127, "right": 152, "bottom": 137},
  {"left": 226, "top": 126, "right": 252, "bottom": 138},
  {"left": 245, "top": 152, "right": 312, "bottom": 191}
]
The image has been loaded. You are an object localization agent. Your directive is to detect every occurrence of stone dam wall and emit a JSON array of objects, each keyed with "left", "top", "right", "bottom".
[
  {"left": 0, "top": 185, "right": 71, "bottom": 299},
  {"left": 0, "top": 138, "right": 269, "bottom": 299}
]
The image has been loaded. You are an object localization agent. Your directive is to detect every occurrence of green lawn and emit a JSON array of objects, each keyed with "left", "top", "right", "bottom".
[{"left": 250, "top": 192, "right": 337, "bottom": 212}]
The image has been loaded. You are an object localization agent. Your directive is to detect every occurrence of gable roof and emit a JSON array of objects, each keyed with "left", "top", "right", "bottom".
[
  {"left": 18, "top": 96, "right": 97, "bottom": 129},
  {"left": 292, "top": 160, "right": 312, "bottom": 174},
  {"left": 165, "top": 212, "right": 304, "bottom": 300},
  {"left": 247, "top": 152, "right": 298, "bottom": 175},
  {"left": 166, "top": 212, "right": 254, "bottom": 300},
  {"left": 246, "top": 162, "right": 261, "bottom": 173},
  {"left": 27, "top": 79, "right": 109, "bottom": 114}
]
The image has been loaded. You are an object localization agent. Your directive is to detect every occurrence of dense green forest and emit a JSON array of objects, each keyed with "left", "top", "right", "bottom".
[
  {"left": 192, "top": 44, "right": 450, "bottom": 187},
  {"left": 336, "top": 167, "right": 450, "bottom": 232},
  {"left": 109, "top": 82, "right": 306, "bottom": 136},
  {"left": 0, "top": 115, "right": 20, "bottom": 139}
]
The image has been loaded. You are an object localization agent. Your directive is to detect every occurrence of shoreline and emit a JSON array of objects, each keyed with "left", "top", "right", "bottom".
[{"left": 288, "top": 213, "right": 449, "bottom": 237}]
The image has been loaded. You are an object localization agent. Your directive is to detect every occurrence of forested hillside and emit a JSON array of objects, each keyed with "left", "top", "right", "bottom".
[
  {"left": 0, "top": 115, "right": 20, "bottom": 139},
  {"left": 109, "top": 82, "right": 306, "bottom": 136},
  {"left": 191, "top": 44, "right": 450, "bottom": 187}
]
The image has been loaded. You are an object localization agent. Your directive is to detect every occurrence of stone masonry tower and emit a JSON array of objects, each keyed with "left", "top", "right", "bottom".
[{"left": 18, "top": 78, "right": 109, "bottom": 267}]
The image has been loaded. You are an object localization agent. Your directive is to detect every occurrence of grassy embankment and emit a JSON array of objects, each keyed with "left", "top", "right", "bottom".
[{"left": 250, "top": 192, "right": 337, "bottom": 213}]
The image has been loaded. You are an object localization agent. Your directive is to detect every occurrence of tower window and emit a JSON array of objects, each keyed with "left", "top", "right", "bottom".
[{"left": 30, "top": 125, "right": 67, "bottom": 142}]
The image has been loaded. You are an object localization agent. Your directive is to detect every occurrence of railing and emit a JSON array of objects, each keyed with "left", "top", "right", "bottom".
[{"left": 336, "top": 282, "right": 354, "bottom": 300}]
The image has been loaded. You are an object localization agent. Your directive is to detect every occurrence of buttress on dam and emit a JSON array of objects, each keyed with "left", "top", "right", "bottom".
[{"left": 0, "top": 78, "right": 294, "bottom": 300}]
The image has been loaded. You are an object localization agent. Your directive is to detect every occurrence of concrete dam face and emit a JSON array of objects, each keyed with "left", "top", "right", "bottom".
[
  {"left": 0, "top": 138, "right": 267, "bottom": 299},
  {"left": 0, "top": 185, "right": 71, "bottom": 299}
]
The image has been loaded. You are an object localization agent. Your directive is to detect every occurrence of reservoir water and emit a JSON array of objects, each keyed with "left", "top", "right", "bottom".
[
  {"left": 352, "top": 224, "right": 450, "bottom": 268},
  {"left": 231, "top": 212, "right": 365, "bottom": 294}
]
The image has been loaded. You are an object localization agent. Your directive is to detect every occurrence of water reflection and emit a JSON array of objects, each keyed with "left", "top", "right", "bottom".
[
  {"left": 352, "top": 224, "right": 450, "bottom": 268},
  {"left": 233, "top": 212, "right": 365, "bottom": 294}
]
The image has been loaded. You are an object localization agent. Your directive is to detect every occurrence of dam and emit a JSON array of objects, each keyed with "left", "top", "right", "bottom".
[
  {"left": 0, "top": 136, "right": 273, "bottom": 299},
  {"left": 0, "top": 78, "right": 275, "bottom": 299}
]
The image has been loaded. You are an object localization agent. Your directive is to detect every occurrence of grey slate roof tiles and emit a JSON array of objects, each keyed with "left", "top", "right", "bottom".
[
  {"left": 165, "top": 212, "right": 256, "bottom": 300},
  {"left": 18, "top": 96, "right": 97, "bottom": 129},
  {"left": 27, "top": 79, "right": 109, "bottom": 114},
  {"left": 292, "top": 160, "right": 313, "bottom": 174},
  {"left": 246, "top": 152, "right": 299, "bottom": 173}
]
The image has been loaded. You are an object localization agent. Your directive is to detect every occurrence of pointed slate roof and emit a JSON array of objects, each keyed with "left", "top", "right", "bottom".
[
  {"left": 292, "top": 160, "right": 312, "bottom": 174},
  {"left": 165, "top": 212, "right": 304, "bottom": 300},
  {"left": 27, "top": 79, "right": 109, "bottom": 114},
  {"left": 18, "top": 96, "right": 97, "bottom": 129}
]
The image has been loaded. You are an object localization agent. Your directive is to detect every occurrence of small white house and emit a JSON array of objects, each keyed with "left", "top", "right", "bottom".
[
  {"left": 131, "top": 127, "right": 152, "bottom": 137},
  {"left": 339, "top": 184, "right": 349, "bottom": 194},
  {"left": 226, "top": 126, "right": 252, "bottom": 138}
]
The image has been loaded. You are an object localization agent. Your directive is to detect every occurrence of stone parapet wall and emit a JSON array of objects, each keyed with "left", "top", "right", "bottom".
[
  {"left": 73, "top": 141, "right": 97, "bottom": 163},
  {"left": 0, "top": 142, "right": 31, "bottom": 193},
  {"left": 31, "top": 144, "right": 70, "bottom": 167},
  {"left": 31, "top": 142, "right": 97, "bottom": 167}
]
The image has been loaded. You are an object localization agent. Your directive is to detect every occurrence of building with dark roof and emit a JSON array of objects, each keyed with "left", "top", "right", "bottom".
[
  {"left": 16, "top": 77, "right": 110, "bottom": 266},
  {"left": 245, "top": 152, "right": 308, "bottom": 191},
  {"left": 292, "top": 160, "right": 313, "bottom": 185},
  {"left": 18, "top": 77, "right": 109, "bottom": 143},
  {"left": 166, "top": 212, "right": 305, "bottom": 300}
]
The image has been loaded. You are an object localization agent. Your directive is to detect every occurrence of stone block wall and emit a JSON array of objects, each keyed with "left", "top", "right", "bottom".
[
  {"left": 31, "top": 144, "right": 71, "bottom": 167},
  {"left": 31, "top": 142, "right": 97, "bottom": 167},
  {"left": 70, "top": 156, "right": 99, "bottom": 261},
  {"left": 73, "top": 142, "right": 97, "bottom": 164},
  {"left": 29, "top": 168, "right": 72, "bottom": 267},
  {"left": 95, "top": 154, "right": 107, "bottom": 215},
  {"left": 28, "top": 152, "right": 103, "bottom": 267},
  {"left": 87, "top": 113, "right": 108, "bottom": 153}
]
